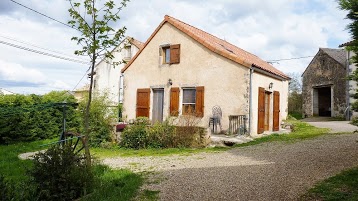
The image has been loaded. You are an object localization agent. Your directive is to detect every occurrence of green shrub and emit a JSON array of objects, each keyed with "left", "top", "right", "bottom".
[
  {"left": 351, "top": 116, "right": 358, "bottom": 126},
  {"left": 119, "top": 117, "right": 149, "bottom": 149},
  {"left": 28, "top": 145, "right": 94, "bottom": 201},
  {"left": 119, "top": 117, "right": 205, "bottom": 149},
  {"left": 78, "top": 92, "right": 116, "bottom": 147}
]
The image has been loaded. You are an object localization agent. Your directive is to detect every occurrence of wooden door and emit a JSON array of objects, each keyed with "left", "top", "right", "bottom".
[
  {"left": 273, "top": 91, "right": 280, "bottom": 131},
  {"left": 136, "top": 88, "right": 150, "bottom": 118},
  {"left": 264, "top": 92, "right": 271, "bottom": 131},
  {"left": 152, "top": 89, "right": 164, "bottom": 122},
  {"left": 257, "top": 87, "right": 265, "bottom": 134},
  {"left": 170, "top": 87, "right": 180, "bottom": 116}
]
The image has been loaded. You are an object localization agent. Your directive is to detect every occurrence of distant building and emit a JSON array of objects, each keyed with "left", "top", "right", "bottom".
[
  {"left": 93, "top": 36, "right": 144, "bottom": 106},
  {"left": 72, "top": 84, "right": 89, "bottom": 101},
  {"left": 302, "top": 48, "right": 348, "bottom": 119}
]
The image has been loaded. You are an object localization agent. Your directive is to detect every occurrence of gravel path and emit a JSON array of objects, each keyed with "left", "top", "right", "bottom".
[
  {"left": 304, "top": 120, "right": 358, "bottom": 133},
  {"left": 103, "top": 134, "right": 358, "bottom": 201}
]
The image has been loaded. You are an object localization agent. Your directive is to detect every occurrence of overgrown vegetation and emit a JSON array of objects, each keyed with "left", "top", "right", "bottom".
[
  {"left": 301, "top": 166, "right": 358, "bottom": 201},
  {"left": 287, "top": 72, "right": 303, "bottom": 119},
  {"left": 28, "top": 145, "right": 93, "bottom": 201},
  {"left": 78, "top": 92, "right": 117, "bottom": 147},
  {"left": 119, "top": 117, "right": 206, "bottom": 149},
  {"left": 0, "top": 91, "right": 79, "bottom": 144},
  {"left": 0, "top": 141, "right": 144, "bottom": 201}
]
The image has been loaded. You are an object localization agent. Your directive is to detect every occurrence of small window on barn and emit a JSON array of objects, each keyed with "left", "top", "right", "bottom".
[
  {"left": 124, "top": 45, "right": 131, "bottom": 61},
  {"left": 159, "top": 44, "right": 180, "bottom": 65}
]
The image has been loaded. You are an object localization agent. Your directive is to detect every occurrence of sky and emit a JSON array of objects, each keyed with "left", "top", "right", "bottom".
[{"left": 0, "top": 0, "right": 352, "bottom": 94}]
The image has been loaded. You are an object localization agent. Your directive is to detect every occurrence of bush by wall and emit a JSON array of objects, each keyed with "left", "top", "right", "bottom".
[{"left": 119, "top": 117, "right": 205, "bottom": 149}]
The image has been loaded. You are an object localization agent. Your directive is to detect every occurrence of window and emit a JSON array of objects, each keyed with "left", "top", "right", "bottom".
[
  {"left": 182, "top": 86, "right": 204, "bottom": 117},
  {"left": 163, "top": 46, "right": 170, "bottom": 64},
  {"left": 160, "top": 44, "right": 180, "bottom": 65},
  {"left": 124, "top": 45, "right": 131, "bottom": 60},
  {"left": 182, "top": 88, "right": 196, "bottom": 115}
]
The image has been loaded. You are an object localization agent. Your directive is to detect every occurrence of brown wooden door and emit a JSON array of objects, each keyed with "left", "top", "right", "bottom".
[
  {"left": 136, "top": 88, "right": 150, "bottom": 118},
  {"left": 257, "top": 87, "right": 265, "bottom": 134},
  {"left": 170, "top": 87, "right": 180, "bottom": 116},
  {"left": 273, "top": 91, "right": 280, "bottom": 131}
]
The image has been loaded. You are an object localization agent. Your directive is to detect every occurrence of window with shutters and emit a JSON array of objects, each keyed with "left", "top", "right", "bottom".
[
  {"left": 159, "top": 44, "right": 180, "bottom": 65},
  {"left": 182, "top": 86, "right": 204, "bottom": 117},
  {"left": 182, "top": 88, "right": 196, "bottom": 115}
]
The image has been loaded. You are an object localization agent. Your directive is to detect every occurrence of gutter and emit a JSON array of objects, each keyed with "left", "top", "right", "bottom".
[
  {"left": 119, "top": 73, "right": 124, "bottom": 104},
  {"left": 252, "top": 66, "right": 288, "bottom": 81}
]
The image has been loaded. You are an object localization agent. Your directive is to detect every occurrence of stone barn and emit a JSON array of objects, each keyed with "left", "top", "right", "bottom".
[{"left": 302, "top": 48, "right": 348, "bottom": 118}]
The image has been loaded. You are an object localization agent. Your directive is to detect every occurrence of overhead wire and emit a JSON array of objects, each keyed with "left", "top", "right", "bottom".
[
  {"left": 0, "top": 40, "right": 90, "bottom": 65},
  {"left": 10, "top": 0, "right": 78, "bottom": 31},
  {"left": 267, "top": 56, "right": 314, "bottom": 62},
  {"left": 0, "top": 34, "right": 89, "bottom": 63}
]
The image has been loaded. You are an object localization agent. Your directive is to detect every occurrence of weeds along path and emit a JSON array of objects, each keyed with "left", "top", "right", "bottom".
[{"left": 103, "top": 133, "right": 358, "bottom": 201}]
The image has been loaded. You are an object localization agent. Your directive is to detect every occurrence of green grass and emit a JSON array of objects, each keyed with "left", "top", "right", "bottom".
[
  {"left": 83, "top": 165, "right": 144, "bottom": 201},
  {"left": 301, "top": 167, "right": 358, "bottom": 201},
  {"left": 0, "top": 140, "right": 146, "bottom": 201},
  {"left": 289, "top": 112, "right": 303, "bottom": 120},
  {"left": 234, "top": 120, "right": 330, "bottom": 147},
  {"left": 92, "top": 146, "right": 229, "bottom": 158},
  {"left": 0, "top": 139, "right": 53, "bottom": 181}
]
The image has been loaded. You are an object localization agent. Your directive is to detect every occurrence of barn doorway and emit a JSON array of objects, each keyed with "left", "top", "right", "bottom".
[{"left": 313, "top": 86, "right": 331, "bottom": 117}]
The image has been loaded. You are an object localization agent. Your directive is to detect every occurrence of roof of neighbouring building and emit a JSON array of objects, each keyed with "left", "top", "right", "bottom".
[
  {"left": 339, "top": 40, "right": 354, "bottom": 47},
  {"left": 127, "top": 36, "right": 144, "bottom": 49},
  {"left": 320, "top": 48, "right": 346, "bottom": 66},
  {"left": 121, "top": 15, "right": 290, "bottom": 80}
]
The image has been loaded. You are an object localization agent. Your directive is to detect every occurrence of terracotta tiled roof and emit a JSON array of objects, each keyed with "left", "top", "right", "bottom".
[
  {"left": 121, "top": 15, "right": 290, "bottom": 80},
  {"left": 127, "top": 36, "right": 144, "bottom": 49}
]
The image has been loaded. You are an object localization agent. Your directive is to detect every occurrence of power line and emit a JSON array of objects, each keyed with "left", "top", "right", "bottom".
[
  {"left": 267, "top": 56, "right": 314, "bottom": 62},
  {"left": 0, "top": 40, "right": 90, "bottom": 65},
  {"left": 0, "top": 34, "right": 88, "bottom": 63},
  {"left": 10, "top": 0, "right": 78, "bottom": 31}
]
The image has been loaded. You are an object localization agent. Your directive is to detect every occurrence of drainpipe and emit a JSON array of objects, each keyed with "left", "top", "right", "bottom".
[
  {"left": 119, "top": 73, "right": 124, "bottom": 104},
  {"left": 346, "top": 50, "right": 351, "bottom": 120},
  {"left": 248, "top": 67, "right": 254, "bottom": 135}
]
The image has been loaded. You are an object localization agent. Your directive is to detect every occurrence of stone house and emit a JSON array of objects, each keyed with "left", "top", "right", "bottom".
[
  {"left": 302, "top": 48, "right": 348, "bottom": 118},
  {"left": 93, "top": 36, "right": 143, "bottom": 106},
  {"left": 121, "top": 15, "right": 290, "bottom": 136}
]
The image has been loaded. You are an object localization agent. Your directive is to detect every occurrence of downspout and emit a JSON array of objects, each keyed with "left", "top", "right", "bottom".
[
  {"left": 119, "top": 73, "right": 124, "bottom": 104},
  {"left": 346, "top": 50, "right": 351, "bottom": 120},
  {"left": 248, "top": 67, "right": 254, "bottom": 135}
]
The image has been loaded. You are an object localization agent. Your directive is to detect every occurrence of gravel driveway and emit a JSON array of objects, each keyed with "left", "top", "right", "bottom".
[
  {"left": 103, "top": 134, "right": 358, "bottom": 200},
  {"left": 302, "top": 118, "right": 358, "bottom": 133}
]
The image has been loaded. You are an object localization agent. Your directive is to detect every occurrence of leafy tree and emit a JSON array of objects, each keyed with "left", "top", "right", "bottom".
[
  {"left": 339, "top": 0, "right": 358, "bottom": 112},
  {"left": 68, "top": 0, "right": 129, "bottom": 166},
  {"left": 287, "top": 73, "right": 303, "bottom": 118}
]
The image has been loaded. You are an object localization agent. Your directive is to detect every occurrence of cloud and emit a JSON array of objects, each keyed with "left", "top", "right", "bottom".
[{"left": 0, "top": 60, "right": 46, "bottom": 84}]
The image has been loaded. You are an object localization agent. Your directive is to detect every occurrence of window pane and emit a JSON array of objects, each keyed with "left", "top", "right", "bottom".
[
  {"left": 165, "top": 48, "right": 170, "bottom": 63},
  {"left": 182, "top": 104, "right": 196, "bottom": 115},
  {"left": 183, "top": 89, "right": 196, "bottom": 104}
]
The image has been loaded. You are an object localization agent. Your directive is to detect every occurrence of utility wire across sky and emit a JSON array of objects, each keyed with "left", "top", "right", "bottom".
[{"left": 0, "top": 40, "right": 90, "bottom": 65}]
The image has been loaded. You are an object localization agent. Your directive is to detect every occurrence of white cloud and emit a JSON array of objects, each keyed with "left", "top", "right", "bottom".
[{"left": 0, "top": 60, "right": 46, "bottom": 83}]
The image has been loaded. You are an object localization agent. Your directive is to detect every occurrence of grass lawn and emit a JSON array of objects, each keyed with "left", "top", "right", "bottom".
[
  {"left": 301, "top": 167, "right": 358, "bottom": 201},
  {"left": 234, "top": 120, "right": 330, "bottom": 148},
  {"left": 0, "top": 140, "right": 145, "bottom": 201}
]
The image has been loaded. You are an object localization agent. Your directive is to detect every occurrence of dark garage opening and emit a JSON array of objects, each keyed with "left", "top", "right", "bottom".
[{"left": 314, "top": 87, "right": 331, "bottom": 117}]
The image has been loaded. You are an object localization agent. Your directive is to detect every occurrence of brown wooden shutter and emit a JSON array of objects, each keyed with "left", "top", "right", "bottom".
[
  {"left": 273, "top": 91, "right": 280, "bottom": 131},
  {"left": 136, "top": 88, "right": 150, "bottom": 118},
  {"left": 195, "top": 86, "right": 204, "bottom": 117},
  {"left": 170, "top": 87, "right": 180, "bottom": 116},
  {"left": 170, "top": 44, "right": 180, "bottom": 64},
  {"left": 257, "top": 87, "right": 265, "bottom": 134}
]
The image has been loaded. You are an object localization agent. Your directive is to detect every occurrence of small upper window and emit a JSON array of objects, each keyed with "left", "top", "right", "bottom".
[
  {"left": 124, "top": 45, "right": 131, "bottom": 60},
  {"left": 160, "top": 44, "right": 180, "bottom": 65},
  {"left": 163, "top": 46, "right": 170, "bottom": 64}
]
